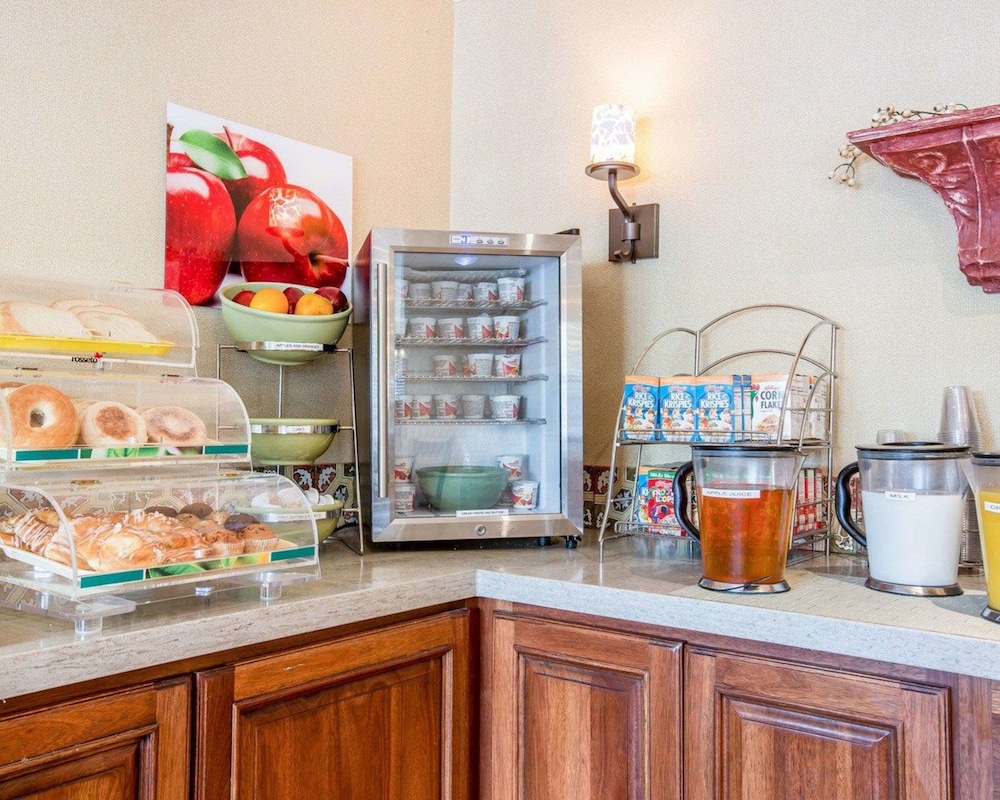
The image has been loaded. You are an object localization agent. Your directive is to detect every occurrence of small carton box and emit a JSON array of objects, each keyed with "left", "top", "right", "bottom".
[
  {"left": 658, "top": 377, "right": 697, "bottom": 442},
  {"left": 619, "top": 375, "right": 659, "bottom": 441},
  {"left": 749, "top": 373, "right": 821, "bottom": 442},
  {"left": 695, "top": 376, "right": 736, "bottom": 443},
  {"left": 633, "top": 463, "right": 685, "bottom": 533}
]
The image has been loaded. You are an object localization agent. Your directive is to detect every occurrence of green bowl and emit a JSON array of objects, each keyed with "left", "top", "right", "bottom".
[
  {"left": 220, "top": 282, "right": 352, "bottom": 366},
  {"left": 312, "top": 500, "right": 345, "bottom": 539},
  {"left": 415, "top": 466, "right": 508, "bottom": 512},
  {"left": 249, "top": 418, "right": 339, "bottom": 466}
]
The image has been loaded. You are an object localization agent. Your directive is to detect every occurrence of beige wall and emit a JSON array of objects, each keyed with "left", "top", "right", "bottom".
[
  {"left": 451, "top": 0, "right": 1000, "bottom": 468},
  {"left": 0, "top": 0, "right": 454, "bottom": 455}
]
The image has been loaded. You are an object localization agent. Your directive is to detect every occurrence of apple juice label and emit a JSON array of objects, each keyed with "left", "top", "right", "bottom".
[
  {"left": 695, "top": 377, "right": 735, "bottom": 443},
  {"left": 658, "top": 378, "right": 696, "bottom": 442},
  {"left": 620, "top": 375, "right": 659, "bottom": 441},
  {"left": 703, "top": 487, "right": 761, "bottom": 500}
]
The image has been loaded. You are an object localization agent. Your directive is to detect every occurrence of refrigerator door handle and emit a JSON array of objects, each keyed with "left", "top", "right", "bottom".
[{"left": 375, "top": 260, "right": 390, "bottom": 499}]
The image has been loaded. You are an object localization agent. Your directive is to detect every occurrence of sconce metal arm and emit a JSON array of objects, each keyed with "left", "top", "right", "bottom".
[{"left": 608, "top": 168, "right": 639, "bottom": 262}]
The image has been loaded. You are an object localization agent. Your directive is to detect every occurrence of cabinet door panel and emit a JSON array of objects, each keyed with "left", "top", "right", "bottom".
[
  {"left": 0, "top": 678, "right": 189, "bottom": 800},
  {"left": 486, "top": 613, "right": 682, "bottom": 800},
  {"left": 195, "top": 610, "right": 471, "bottom": 800},
  {"left": 686, "top": 649, "right": 950, "bottom": 800}
]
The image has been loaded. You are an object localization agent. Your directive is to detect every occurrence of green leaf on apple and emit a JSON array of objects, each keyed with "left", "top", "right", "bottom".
[{"left": 178, "top": 129, "right": 248, "bottom": 180}]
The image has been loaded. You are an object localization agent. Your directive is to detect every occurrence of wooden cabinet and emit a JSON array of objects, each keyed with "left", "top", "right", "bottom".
[
  {"left": 482, "top": 605, "right": 683, "bottom": 800},
  {"left": 193, "top": 608, "right": 472, "bottom": 800},
  {"left": 0, "top": 678, "right": 189, "bottom": 799},
  {"left": 685, "top": 647, "right": 951, "bottom": 800}
]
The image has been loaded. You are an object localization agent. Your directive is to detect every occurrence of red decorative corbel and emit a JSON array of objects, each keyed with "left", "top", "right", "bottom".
[{"left": 848, "top": 104, "right": 1000, "bottom": 293}]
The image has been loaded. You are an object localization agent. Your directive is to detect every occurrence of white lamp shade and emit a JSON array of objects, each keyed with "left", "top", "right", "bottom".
[{"left": 590, "top": 103, "right": 636, "bottom": 164}]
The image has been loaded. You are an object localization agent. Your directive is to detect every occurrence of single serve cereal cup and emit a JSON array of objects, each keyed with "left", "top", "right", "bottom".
[{"left": 461, "top": 394, "right": 487, "bottom": 419}]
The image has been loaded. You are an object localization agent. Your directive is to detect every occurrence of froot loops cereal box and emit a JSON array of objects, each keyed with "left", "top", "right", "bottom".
[{"left": 619, "top": 375, "right": 659, "bottom": 441}]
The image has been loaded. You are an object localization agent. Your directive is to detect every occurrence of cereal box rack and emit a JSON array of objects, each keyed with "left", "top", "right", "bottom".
[{"left": 598, "top": 304, "right": 839, "bottom": 561}]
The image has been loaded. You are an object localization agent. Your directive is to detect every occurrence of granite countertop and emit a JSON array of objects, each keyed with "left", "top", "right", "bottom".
[{"left": 1, "top": 534, "right": 999, "bottom": 701}]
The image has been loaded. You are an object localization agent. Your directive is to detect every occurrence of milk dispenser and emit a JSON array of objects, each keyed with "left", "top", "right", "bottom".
[{"left": 353, "top": 229, "right": 583, "bottom": 545}]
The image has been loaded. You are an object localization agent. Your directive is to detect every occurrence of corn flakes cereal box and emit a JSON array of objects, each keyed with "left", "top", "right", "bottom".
[
  {"left": 750, "top": 373, "right": 825, "bottom": 442},
  {"left": 695, "top": 376, "right": 736, "bottom": 443},
  {"left": 658, "top": 377, "right": 697, "bottom": 442},
  {"left": 619, "top": 375, "right": 659, "bottom": 441}
]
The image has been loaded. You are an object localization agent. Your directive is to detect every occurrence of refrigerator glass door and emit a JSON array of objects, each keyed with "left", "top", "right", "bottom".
[{"left": 364, "top": 230, "right": 581, "bottom": 543}]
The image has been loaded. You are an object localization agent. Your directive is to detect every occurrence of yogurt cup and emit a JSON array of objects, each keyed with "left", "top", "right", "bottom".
[
  {"left": 474, "top": 282, "right": 499, "bottom": 303},
  {"left": 408, "top": 282, "right": 431, "bottom": 300},
  {"left": 467, "top": 314, "right": 493, "bottom": 340},
  {"left": 494, "top": 353, "right": 521, "bottom": 377},
  {"left": 433, "top": 393, "right": 459, "bottom": 419},
  {"left": 394, "top": 455, "right": 415, "bottom": 481},
  {"left": 395, "top": 481, "right": 416, "bottom": 513},
  {"left": 437, "top": 317, "right": 465, "bottom": 339},
  {"left": 456, "top": 283, "right": 474, "bottom": 303},
  {"left": 465, "top": 353, "right": 494, "bottom": 377},
  {"left": 431, "top": 280, "right": 459, "bottom": 301},
  {"left": 408, "top": 317, "right": 436, "bottom": 338},
  {"left": 497, "top": 276, "right": 525, "bottom": 303},
  {"left": 491, "top": 394, "right": 521, "bottom": 420},
  {"left": 511, "top": 479, "right": 539, "bottom": 509},
  {"left": 394, "top": 394, "right": 413, "bottom": 419},
  {"left": 432, "top": 354, "right": 458, "bottom": 377},
  {"left": 413, "top": 395, "right": 433, "bottom": 419},
  {"left": 461, "top": 394, "right": 487, "bottom": 419},
  {"left": 496, "top": 454, "right": 527, "bottom": 481},
  {"left": 493, "top": 315, "right": 520, "bottom": 340}
]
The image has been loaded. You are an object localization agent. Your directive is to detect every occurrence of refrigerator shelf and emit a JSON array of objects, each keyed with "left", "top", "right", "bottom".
[
  {"left": 396, "top": 418, "right": 546, "bottom": 426},
  {"left": 404, "top": 268, "right": 528, "bottom": 282},
  {"left": 403, "top": 373, "right": 549, "bottom": 384},
  {"left": 396, "top": 336, "right": 548, "bottom": 349},
  {"left": 403, "top": 299, "right": 547, "bottom": 313}
]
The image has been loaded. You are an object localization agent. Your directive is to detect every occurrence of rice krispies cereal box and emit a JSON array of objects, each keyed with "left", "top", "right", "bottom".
[
  {"left": 695, "top": 376, "right": 736, "bottom": 442},
  {"left": 619, "top": 375, "right": 659, "bottom": 441},
  {"left": 657, "top": 377, "right": 697, "bottom": 442}
]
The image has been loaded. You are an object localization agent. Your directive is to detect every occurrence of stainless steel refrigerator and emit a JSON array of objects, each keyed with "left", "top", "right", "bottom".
[{"left": 354, "top": 228, "right": 583, "bottom": 544}]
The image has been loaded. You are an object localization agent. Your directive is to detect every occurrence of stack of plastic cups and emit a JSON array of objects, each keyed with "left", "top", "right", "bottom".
[{"left": 938, "top": 385, "right": 984, "bottom": 573}]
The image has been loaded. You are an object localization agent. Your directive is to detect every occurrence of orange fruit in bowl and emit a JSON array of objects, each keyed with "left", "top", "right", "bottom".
[
  {"left": 294, "top": 293, "right": 335, "bottom": 316},
  {"left": 249, "top": 287, "right": 289, "bottom": 314}
]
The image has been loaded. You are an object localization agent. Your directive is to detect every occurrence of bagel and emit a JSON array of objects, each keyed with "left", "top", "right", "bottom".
[
  {"left": 79, "top": 400, "right": 148, "bottom": 447},
  {"left": 1, "top": 384, "right": 79, "bottom": 449},
  {"left": 141, "top": 405, "right": 208, "bottom": 446}
]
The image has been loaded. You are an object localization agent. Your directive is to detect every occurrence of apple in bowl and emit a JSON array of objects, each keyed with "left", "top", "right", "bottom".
[{"left": 219, "top": 282, "right": 353, "bottom": 366}]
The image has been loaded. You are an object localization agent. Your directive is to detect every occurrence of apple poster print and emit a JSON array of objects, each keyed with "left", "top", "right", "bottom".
[{"left": 165, "top": 103, "right": 352, "bottom": 308}]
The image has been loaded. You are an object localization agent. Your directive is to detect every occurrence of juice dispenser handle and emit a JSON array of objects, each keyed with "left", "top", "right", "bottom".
[
  {"left": 834, "top": 461, "right": 867, "bottom": 547},
  {"left": 672, "top": 461, "right": 700, "bottom": 540}
]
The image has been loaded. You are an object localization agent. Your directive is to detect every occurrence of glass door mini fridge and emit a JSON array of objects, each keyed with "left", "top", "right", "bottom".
[{"left": 354, "top": 228, "right": 582, "bottom": 545}]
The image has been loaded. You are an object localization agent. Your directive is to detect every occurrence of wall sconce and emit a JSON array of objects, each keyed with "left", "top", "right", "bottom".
[{"left": 585, "top": 103, "right": 659, "bottom": 263}]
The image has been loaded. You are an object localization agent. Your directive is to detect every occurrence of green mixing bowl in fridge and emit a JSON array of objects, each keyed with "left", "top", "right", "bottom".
[{"left": 415, "top": 466, "right": 508, "bottom": 511}]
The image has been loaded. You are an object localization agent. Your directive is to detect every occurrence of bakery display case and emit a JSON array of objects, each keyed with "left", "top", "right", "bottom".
[{"left": 0, "top": 277, "right": 320, "bottom": 633}]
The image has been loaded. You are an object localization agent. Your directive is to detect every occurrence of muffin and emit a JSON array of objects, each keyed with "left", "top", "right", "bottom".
[{"left": 239, "top": 523, "right": 279, "bottom": 553}]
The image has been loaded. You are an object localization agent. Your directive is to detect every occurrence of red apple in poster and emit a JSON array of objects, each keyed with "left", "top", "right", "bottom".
[
  {"left": 237, "top": 184, "right": 349, "bottom": 288},
  {"left": 165, "top": 165, "right": 237, "bottom": 306},
  {"left": 214, "top": 130, "right": 287, "bottom": 220}
]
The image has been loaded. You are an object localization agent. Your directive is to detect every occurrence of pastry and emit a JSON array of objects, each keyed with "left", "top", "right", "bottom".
[
  {"left": 0, "top": 302, "right": 90, "bottom": 339},
  {"left": 76, "top": 310, "right": 159, "bottom": 344},
  {"left": 79, "top": 401, "right": 148, "bottom": 447},
  {"left": 178, "top": 502, "right": 212, "bottom": 519},
  {"left": 239, "top": 522, "right": 279, "bottom": 553},
  {"left": 1, "top": 384, "right": 80, "bottom": 449},
  {"left": 140, "top": 406, "right": 208, "bottom": 446}
]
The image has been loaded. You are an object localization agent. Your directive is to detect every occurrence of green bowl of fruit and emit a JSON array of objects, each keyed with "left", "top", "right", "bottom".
[{"left": 220, "top": 282, "right": 352, "bottom": 365}]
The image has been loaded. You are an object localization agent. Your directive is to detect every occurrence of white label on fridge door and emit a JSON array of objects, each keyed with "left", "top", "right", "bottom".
[
  {"left": 449, "top": 233, "right": 509, "bottom": 247},
  {"left": 456, "top": 508, "right": 510, "bottom": 517}
]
